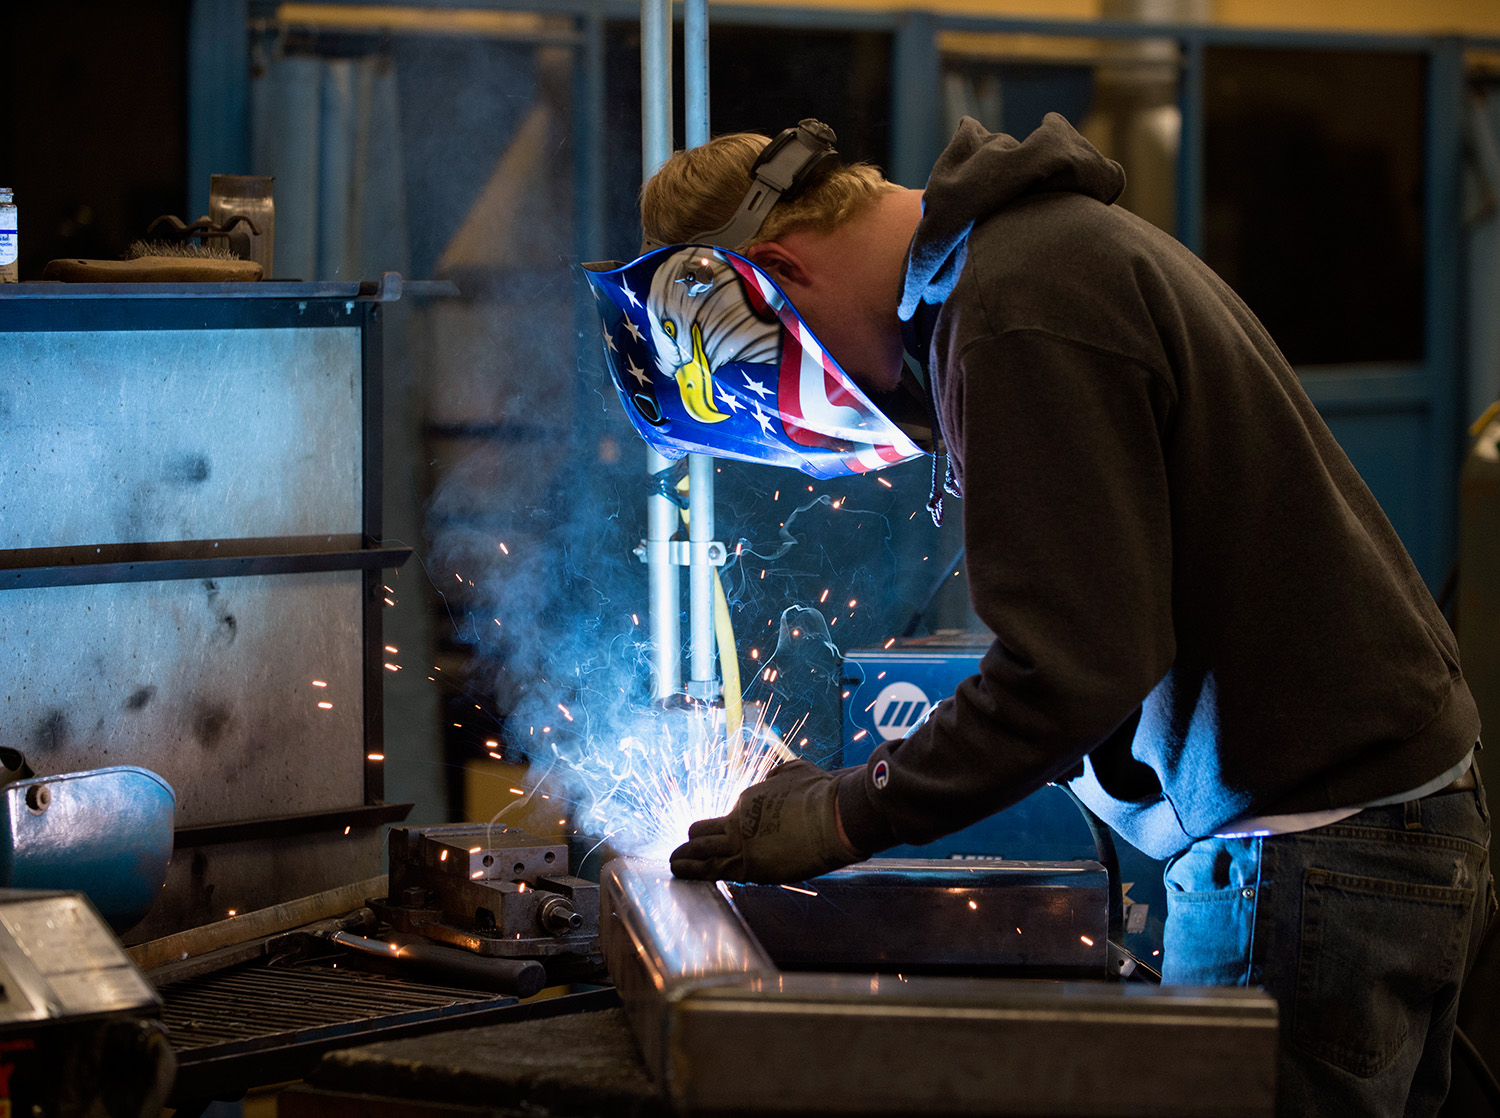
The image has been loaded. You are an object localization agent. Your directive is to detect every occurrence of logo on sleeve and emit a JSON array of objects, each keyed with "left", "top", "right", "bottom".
[{"left": 872, "top": 760, "right": 890, "bottom": 789}]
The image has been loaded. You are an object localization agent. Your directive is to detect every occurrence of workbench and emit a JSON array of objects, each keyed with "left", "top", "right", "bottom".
[{"left": 278, "top": 1006, "right": 667, "bottom": 1118}]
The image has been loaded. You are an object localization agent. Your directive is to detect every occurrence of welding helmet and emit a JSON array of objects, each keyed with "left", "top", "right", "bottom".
[
  {"left": 581, "top": 119, "right": 927, "bottom": 479},
  {"left": 584, "top": 246, "right": 923, "bottom": 478}
]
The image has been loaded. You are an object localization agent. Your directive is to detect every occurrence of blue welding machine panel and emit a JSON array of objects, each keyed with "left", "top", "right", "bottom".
[{"left": 842, "top": 637, "right": 1166, "bottom": 958}]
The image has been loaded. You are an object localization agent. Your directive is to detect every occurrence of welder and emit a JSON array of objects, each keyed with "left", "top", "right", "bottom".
[{"left": 586, "top": 116, "right": 1489, "bottom": 1117}]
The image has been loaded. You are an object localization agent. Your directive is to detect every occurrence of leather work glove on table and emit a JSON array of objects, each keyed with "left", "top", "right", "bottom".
[{"left": 669, "top": 760, "right": 865, "bottom": 884}]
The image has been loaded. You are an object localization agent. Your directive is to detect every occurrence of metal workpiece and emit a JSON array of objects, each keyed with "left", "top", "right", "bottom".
[
  {"left": 600, "top": 857, "right": 775, "bottom": 1086},
  {"left": 601, "top": 857, "right": 1278, "bottom": 1116},
  {"left": 726, "top": 859, "right": 1109, "bottom": 975},
  {"left": 377, "top": 824, "right": 601, "bottom": 960}
]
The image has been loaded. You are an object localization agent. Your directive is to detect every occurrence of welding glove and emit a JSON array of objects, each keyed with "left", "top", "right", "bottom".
[{"left": 669, "top": 760, "right": 863, "bottom": 884}]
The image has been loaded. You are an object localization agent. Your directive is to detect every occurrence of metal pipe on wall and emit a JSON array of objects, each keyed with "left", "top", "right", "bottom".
[
  {"left": 682, "top": 0, "right": 719, "bottom": 701},
  {"left": 641, "top": 0, "right": 680, "bottom": 701}
]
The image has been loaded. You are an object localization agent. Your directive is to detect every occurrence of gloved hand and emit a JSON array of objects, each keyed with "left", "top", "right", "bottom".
[{"left": 669, "top": 760, "right": 863, "bottom": 884}]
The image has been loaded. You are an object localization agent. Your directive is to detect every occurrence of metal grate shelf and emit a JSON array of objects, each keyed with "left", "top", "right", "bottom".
[{"left": 160, "top": 962, "right": 512, "bottom": 1055}]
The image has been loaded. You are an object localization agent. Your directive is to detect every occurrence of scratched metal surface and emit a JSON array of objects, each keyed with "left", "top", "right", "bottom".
[
  {"left": 0, "top": 327, "right": 362, "bottom": 549},
  {"left": 0, "top": 572, "right": 366, "bottom": 827}
]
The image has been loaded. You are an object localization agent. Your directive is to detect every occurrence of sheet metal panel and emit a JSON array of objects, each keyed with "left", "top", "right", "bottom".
[
  {"left": 602, "top": 857, "right": 1277, "bottom": 1116},
  {"left": 0, "top": 572, "right": 365, "bottom": 827},
  {"left": 128, "top": 827, "right": 386, "bottom": 944},
  {"left": 0, "top": 326, "right": 362, "bottom": 550}
]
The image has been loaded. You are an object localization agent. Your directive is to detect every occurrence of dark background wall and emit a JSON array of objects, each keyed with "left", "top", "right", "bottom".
[{"left": 0, "top": 3, "right": 191, "bottom": 278}]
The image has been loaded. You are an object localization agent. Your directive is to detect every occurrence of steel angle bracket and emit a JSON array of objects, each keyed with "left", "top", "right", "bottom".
[{"left": 601, "top": 857, "right": 1279, "bottom": 1117}]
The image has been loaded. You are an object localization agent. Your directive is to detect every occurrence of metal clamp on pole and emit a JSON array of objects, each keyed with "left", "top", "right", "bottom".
[{"left": 632, "top": 539, "right": 727, "bottom": 567}]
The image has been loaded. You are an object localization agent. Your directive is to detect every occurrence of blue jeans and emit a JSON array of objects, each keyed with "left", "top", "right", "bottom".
[{"left": 1162, "top": 767, "right": 1492, "bottom": 1118}]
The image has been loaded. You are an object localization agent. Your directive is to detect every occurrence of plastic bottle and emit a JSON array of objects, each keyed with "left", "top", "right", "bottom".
[{"left": 0, "top": 190, "right": 16, "bottom": 282}]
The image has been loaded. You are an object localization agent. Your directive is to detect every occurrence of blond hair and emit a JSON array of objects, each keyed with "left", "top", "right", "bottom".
[{"left": 640, "top": 131, "right": 900, "bottom": 251}]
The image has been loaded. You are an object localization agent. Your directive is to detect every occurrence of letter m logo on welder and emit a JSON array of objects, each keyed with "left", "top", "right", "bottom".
[
  {"left": 870, "top": 681, "right": 932, "bottom": 742},
  {"left": 879, "top": 700, "right": 926, "bottom": 728}
]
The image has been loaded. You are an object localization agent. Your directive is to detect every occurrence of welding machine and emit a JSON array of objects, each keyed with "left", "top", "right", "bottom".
[{"left": 841, "top": 633, "right": 1168, "bottom": 959}]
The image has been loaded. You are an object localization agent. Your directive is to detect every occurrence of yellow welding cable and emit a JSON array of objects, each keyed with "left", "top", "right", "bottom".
[{"left": 676, "top": 477, "right": 745, "bottom": 749}]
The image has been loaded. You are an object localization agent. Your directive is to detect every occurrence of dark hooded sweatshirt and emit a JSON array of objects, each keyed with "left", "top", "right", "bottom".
[{"left": 837, "top": 115, "right": 1480, "bottom": 860}]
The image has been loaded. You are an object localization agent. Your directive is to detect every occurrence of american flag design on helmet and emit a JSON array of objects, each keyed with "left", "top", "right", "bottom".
[{"left": 583, "top": 246, "right": 923, "bottom": 480}]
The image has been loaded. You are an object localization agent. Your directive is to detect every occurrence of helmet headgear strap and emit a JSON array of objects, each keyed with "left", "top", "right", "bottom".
[{"left": 641, "top": 118, "right": 839, "bottom": 253}]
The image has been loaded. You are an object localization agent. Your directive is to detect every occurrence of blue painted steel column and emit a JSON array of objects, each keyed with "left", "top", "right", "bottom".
[
  {"left": 642, "top": 0, "right": 681, "bottom": 701},
  {"left": 187, "top": 0, "right": 250, "bottom": 220},
  {"left": 1424, "top": 37, "right": 1465, "bottom": 582},
  {"left": 892, "top": 10, "right": 942, "bottom": 189}
]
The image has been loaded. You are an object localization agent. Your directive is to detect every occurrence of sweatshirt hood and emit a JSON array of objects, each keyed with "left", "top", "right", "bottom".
[{"left": 899, "top": 113, "right": 1126, "bottom": 322}]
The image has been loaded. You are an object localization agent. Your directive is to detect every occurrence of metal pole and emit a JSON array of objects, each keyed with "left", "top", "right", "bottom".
[
  {"left": 641, "top": 0, "right": 680, "bottom": 701},
  {"left": 684, "top": 0, "right": 709, "bottom": 148},
  {"left": 682, "top": 0, "right": 719, "bottom": 701}
]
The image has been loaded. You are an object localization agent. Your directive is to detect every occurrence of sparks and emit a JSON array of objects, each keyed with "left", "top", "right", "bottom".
[
  {"left": 558, "top": 704, "right": 574, "bottom": 722},
  {"left": 312, "top": 680, "right": 327, "bottom": 688},
  {"left": 343, "top": 826, "right": 351, "bottom": 835},
  {"left": 779, "top": 884, "right": 818, "bottom": 897},
  {"left": 877, "top": 477, "right": 893, "bottom": 488},
  {"left": 819, "top": 589, "right": 829, "bottom": 603},
  {"left": 1080, "top": 935, "right": 1095, "bottom": 946},
  {"left": 554, "top": 704, "right": 794, "bottom": 860},
  {"left": 367, "top": 753, "right": 384, "bottom": 761},
  {"left": 384, "top": 663, "right": 400, "bottom": 672},
  {"left": 883, "top": 638, "right": 895, "bottom": 649},
  {"left": 385, "top": 645, "right": 398, "bottom": 653},
  {"left": 317, "top": 701, "right": 333, "bottom": 709},
  {"left": 968, "top": 899, "right": 978, "bottom": 910},
  {"left": 499, "top": 542, "right": 510, "bottom": 555}
]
